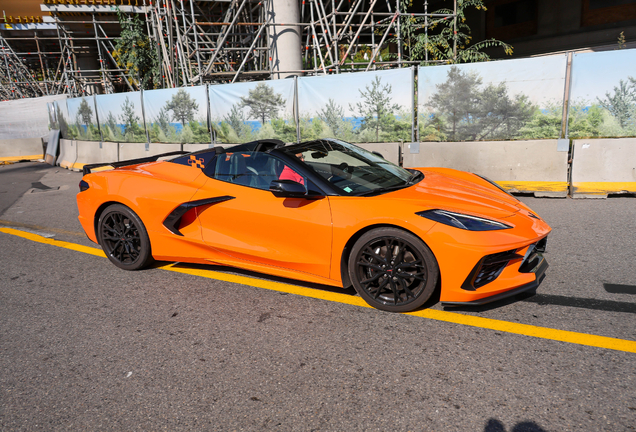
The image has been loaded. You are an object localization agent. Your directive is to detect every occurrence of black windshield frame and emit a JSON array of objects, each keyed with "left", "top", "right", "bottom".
[{"left": 274, "top": 139, "right": 416, "bottom": 197}]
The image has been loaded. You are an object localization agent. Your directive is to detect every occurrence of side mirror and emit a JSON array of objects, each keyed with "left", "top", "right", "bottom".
[
  {"left": 372, "top": 151, "right": 385, "bottom": 159},
  {"left": 269, "top": 180, "right": 323, "bottom": 199}
]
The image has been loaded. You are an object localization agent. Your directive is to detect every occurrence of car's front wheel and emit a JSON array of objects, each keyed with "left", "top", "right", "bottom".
[
  {"left": 348, "top": 228, "right": 439, "bottom": 312},
  {"left": 98, "top": 204, "right": 153, "bottom": 270}
]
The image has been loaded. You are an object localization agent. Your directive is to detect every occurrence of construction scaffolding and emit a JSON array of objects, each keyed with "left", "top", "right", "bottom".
[{"left": 0, "top": 0, "right": 457, "bottom": 99}]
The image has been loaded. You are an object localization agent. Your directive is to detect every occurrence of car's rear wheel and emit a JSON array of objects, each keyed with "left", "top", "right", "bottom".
[
  {"left": 348, "top": 228, "right": 439, "bottom": 312},
  {"left": 98, "top": 204, "right": 153, "bottom": 270}
]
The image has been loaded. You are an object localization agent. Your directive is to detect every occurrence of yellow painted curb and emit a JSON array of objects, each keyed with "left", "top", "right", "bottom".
[
  {"left": 0, "top": 155, "right": 43, "bottom": 163},
  {"left": 572, "top": 182, "right": 636, "bottom": 195},
  {"left": 496, "top": 181, "right": 569, "bottom": 193},
  {"left": 2, "top": 225, "right": 636, "bottom": 354}
]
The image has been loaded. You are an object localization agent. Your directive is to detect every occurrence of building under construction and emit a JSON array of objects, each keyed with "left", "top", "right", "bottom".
[
  {"left": 0, "top": 0, "right": 459, "bottom": 100},
  {"left": 2, "top": 0, "right": 636, "bottom": 100}
]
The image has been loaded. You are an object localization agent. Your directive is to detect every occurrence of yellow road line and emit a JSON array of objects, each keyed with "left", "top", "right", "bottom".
[
  {"left": 0, "top": 226, "right": 106, "bottom": 257},
  {"left": 2, "top": 226, "right": 636, "bottom": 354},
  {"left": 0, "top": 219, "right": 86, "bottom": 237},
  {"left": 406, "top": 309, "right": 635, "bottom": 353}
]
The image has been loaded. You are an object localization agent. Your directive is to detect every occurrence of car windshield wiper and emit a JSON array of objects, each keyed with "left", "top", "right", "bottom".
[
  {"left": 356, "top": 172, "right": 423, "bottom": 197},
  {"left": 407, "top": 170, "right": 424, "bottom": 184}
]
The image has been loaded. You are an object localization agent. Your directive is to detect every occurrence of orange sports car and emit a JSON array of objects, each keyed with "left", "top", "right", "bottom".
[{"left": 77, "top": 138, "right": 550, "bottom": 312}]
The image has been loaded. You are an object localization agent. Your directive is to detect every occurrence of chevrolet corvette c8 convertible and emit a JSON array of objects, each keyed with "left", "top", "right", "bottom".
[{"left": 77, "top": 138, "right": 550, "bottom": 312}]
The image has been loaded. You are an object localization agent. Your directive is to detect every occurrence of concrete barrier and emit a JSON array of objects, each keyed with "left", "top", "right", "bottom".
[
  {"left": 0, "top": 138, "right": 44, "bottom": 162},
  {"left": 403, "top": 140, "right": 569, "bottom": 198},
  {"left": 184, "top": 143, "right": 214, "bottom": 152},
  {"left": 57, "top": 139, "right": 78, "bottom": 170},
  {"left": 74, "top": 140, "right": 119, "bottom": 171},
  {"left": 571, "top": 138, "right": 636, "bottom": 198},
  {"left": 118, "top": 142, "right": 182, "bottom": 162}
]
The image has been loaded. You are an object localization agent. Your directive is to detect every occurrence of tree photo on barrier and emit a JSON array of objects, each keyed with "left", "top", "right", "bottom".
[
  {"left": 96, "top": 92, "right": 147, "bottom": 143},
  {"left": 418, "top": 56, "right": 568, "bottom": 141},
  {"left": 209, "top": 80, "right": 296, "bottom": 144},
  {"left": 569, "top": 49, "right": 636, "bottom": 138},
  {"left": 66, "top": 97, "right": 100, "bottom": 141},
  {"left": 298, "top": 68, "right": 413, "bottom": 143},
  {"left": 47, "top": 100, "right": 69, "bottom": 138},
  {"left": 143, "top": 86, "right": 209, "bottom": 143}
]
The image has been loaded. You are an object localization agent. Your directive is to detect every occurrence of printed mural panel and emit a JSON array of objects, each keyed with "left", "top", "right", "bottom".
[
  {"left": 298, "top": 68, "right": 414, "bottom": 143},
  {"left": 418, "top": 55, "right": 568, "bottom": 141},
  {"left": 66, "top": 96, "right": 100, "bottom": 141},
  {"left": 143, "top": 85, "right": 210, "bottom": 143},
  {"left": 96, "top": 92, "right": 146, "bottom": 143},
  {"left": 209, "top": 79, "right": 296, "bottom": 144},
  {"left": 47, "top": 100, "right": 70, "bottom": 138},
  {"left": 569, "top": 49, "right": 636, "bottom": 138}
]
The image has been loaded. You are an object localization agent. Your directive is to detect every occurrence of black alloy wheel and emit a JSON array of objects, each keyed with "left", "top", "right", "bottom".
[
  {"left": 98, "top": 204, "right": 152, "bottom": 270},
  {"left": 348, "top": 228, "right": 439, "bottom": 312}
]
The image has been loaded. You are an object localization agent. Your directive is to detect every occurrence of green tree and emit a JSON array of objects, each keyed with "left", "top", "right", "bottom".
[
  {"left": 106, "top": 112, "right": 118, "bottom": 135},
  {"left": 239, "top": 83, "right": 286, "bottom": 124},
  {"left": 101, "top": 111, "right": 121, "bottom": 142},
  {"left": 189, "top": 121, "right": 210, "bottom": 143},
  {"left": 419, "top": 114, "right": 447, "bottom": 142},
  {"left": 73, "top": 113, "right": 85, "bottom": 139},
  {"left": 154, "top": 106, "right": 174, "bottom": 139},
  {"left": 318, "top": 99, "right": 343, "bottom": 133},
  {"left": 596, "top": 78, "right": 636, "bottom": 128},
  {"left": 349, "top": 76, "right": 401, "bottom": 142},
  {"left": 56, "top": 104, "right": 69, "bottom": 138},
  {"left": 389, "top": 0, "right": 512, "bottom": 64},
  {"left": 119, "top": 97, "right": 144, "bottom": 140},
  {"left": 517, "top": 105, "right": 562, "bottom": 139},
  {"left": 318, "top": 98, "right": 351, "bottom": 139},
  {"left": 472, "top": 83, "right": 535, "bottom": 140},
  {"left": 113, "top": 8, "right": 160, "bottom": 90},
  {"left": 428, "top": 66, "right": 482, "bottom": 140},
  {"left": 379, "top": 109, "right": 413, "bottom": 142},
  {"left": 270, "top": 117, "right": 298, "bottom": 143},
  {"left": 164, "top": 89, "right": 199, "bottom": 126},
  {"left": 78, "top": 98, "right": 93, "bottom": 125},
  {"left": 568, "top": 103, "right": 605, "bottom": 138},
  {"left": 148, "top": 122, "right": 162, "bottom": 143},
  {"left": 224, "top": 104, "right": 251, "bottom": 138},
  {"left": 427, "top": 66, "right": 535, "bottom": 141}
]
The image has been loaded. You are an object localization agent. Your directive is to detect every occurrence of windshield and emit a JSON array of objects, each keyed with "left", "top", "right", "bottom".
[{"left": 278, "top": 139, "right": 415, "bottom": 196}]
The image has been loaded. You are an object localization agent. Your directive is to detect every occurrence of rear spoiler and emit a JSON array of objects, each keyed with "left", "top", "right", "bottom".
[{"left": 82, "top": 151, "right": 189, "bottom": 175}]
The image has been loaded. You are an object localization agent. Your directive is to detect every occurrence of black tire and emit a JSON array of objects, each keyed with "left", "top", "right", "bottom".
[
  {"left": 97, "top": 204, "right": 153, "bottom": 270},
  {"left": 348, "top": 227, "right": 439, "bottom": 312}
]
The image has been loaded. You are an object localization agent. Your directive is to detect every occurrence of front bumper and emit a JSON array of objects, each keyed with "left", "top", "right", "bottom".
[{"left": 441, "top": 254, "right": 548, "bottom": 306}]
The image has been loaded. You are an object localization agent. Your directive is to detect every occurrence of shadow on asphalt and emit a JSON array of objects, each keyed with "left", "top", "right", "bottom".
[
  {"left": 485, "top": 418, "right": 547, "bottom": 432},
  {"left": 151, "top": 261, "right": 360, "bottom": 297},
  {"left": 446, "top": 289, "right": 636, "bottom": 314}
]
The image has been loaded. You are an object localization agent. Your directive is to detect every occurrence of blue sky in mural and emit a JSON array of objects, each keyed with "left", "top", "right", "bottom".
[
  {"left": 419, "top": 55, "right": 568, "bottom": 108},
  {"left": 298, "top": 68, "right": 413, "bottom": 118},
  {"left": 570, "top": 49, "right": 636, "bottom": 102}
]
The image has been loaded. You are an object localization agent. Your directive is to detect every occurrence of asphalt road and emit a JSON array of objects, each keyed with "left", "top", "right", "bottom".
[{"left": 1, "top": 162, "right": 635, "bottom": 431}]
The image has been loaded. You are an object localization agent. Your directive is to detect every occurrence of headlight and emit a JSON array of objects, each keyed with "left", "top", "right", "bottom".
[{"left": 417, "top": 209, "right": 512, "bottom": 231}]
